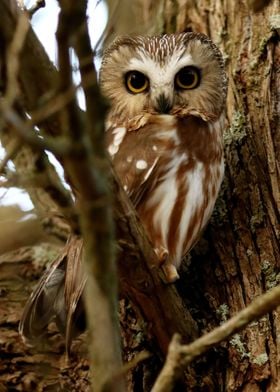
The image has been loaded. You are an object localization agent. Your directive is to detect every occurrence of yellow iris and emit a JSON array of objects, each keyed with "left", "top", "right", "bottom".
[
  {"left": 175, "top": 66, "right": 200, "bottom": 90},
  {"left": 125, "top": 71, "right": 149, "bottom": 94}
]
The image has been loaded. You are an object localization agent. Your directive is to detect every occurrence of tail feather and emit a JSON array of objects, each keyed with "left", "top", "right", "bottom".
[{"left": 19, "top": 236, "right": 86, "bottom": 351}]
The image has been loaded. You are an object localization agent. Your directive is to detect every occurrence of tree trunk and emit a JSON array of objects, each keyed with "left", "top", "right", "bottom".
[
  {"left": 112, "top": 0, "right": 280, "bottom": 390},
  {"left": 0, "top": 0, "right": 279, "bottom": 391},
  {"left": 185, "top": 1, "right": 280, "bottom": 390}
]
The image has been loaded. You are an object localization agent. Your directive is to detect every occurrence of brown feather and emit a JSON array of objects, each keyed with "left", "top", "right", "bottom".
[{"left": 19, "top": 236, "right": 86, "bottom": 350}]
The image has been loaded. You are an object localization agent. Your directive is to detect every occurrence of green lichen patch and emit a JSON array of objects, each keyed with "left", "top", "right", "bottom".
[
  {"left": 261, "top": 260, "right": 280, "bottom": 289},
  {"left": 252, "top": 353, "right": 269, "bottom": 366},
  {"left": 246, "top": 248, "right": 253, "bottom": 257},
  {"left": 216, "top": 303, "right": 230, "bottom": 323},
  {"left": 32, "top": 243, "right": 61, "bottom": 269},
  {"left": 269, "top": 14, "right": 280, "bottom": 31},
  {"left": 230, "top": 334, "right": 250, "bottom": 359},
  {"left": 250, "top": 204, "right": 265, "bottom": 232},
  {"left": 224, "top": 111, "right": 247, "bottom": 147}
]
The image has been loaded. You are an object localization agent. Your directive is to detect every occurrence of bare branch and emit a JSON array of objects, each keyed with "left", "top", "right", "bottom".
[
  {"left": 152, "top": 285, "right": 280, "bottom": 392},
  {"left": 1, "top": 107, "right": 71, "bottom": 156},
  {"left": 55, "top": 1, "right": 124, "bottom": 391},
  {"left": 3, "top": 12, "right": 29, "bottom": 109},
  {"left": 0, "top": 137, "right": 20, "bottom": 173},
  {"left": 28, "top": 0, "right": 46, "bottom": 17}
]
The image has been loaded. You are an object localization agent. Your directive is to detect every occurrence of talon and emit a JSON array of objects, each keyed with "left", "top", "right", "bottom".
[
  {"left": 154, "top": 246, "right": 169, "bottom": 264},
  {"left": 162, "top": 263, "right": 180, "bottom": 283}
]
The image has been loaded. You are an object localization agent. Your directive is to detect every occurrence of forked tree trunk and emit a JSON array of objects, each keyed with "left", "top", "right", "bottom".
[{"left": 0, "top": 1, "right": 279, "bottom": 391}]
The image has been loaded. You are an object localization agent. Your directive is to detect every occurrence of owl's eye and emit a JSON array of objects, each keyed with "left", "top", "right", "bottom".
[
  {"left": 125, "top": 71, "right": 149, "bottom": 94},
  {"left": 175, "top": 66, "right": 200, "bottom": 90}
]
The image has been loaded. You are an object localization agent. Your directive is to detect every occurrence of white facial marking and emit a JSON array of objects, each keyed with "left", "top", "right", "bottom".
[
  {"left": 127, "top": 156, "right": 132, "bottom": 163},
  {"left": 129, "top": 51, "right": 194, "bottom": 91},
  {"left": 136, "top": 160, "right": 148, "bottom": 170},
  {"left": 152, "top": 145, "right": 158, "bottom": 151}
]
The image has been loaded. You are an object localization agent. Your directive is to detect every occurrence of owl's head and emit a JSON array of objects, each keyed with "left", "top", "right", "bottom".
[{"left": 100, "top": 33, "right": 227, "bottom": 123}]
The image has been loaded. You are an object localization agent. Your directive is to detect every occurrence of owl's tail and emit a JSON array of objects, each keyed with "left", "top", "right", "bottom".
[{"left": 19, "top": 236, "right": 86, "bottom": 354}]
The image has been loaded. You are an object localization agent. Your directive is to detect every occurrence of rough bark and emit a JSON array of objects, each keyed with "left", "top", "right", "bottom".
[
  {"left": 161, "top": 1, "right": 279, "bottom": 391},
  {"left": 106, "top": 0, "right": 280, "bottom": 390},
  {"left": 0, "top": 0, "right": 279, "bottom": 391}
]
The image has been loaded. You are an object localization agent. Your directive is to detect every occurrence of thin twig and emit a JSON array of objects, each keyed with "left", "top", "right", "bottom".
[
  {"left": 29, "top": 75, "right": 95, "bottom": 126},
  {"left": 56, "top": 1, "right": 124, "bottom": 391},
  {"left": 0, "top": 138, "right": 20, "bottom": 173},
  {"left": 152, "top": 285, "right": 280, "bottom": 392},
  {"left": 28, "top": 0, "right": 46, "bottom": 17},
  {"left": 0, "top": 11, "right": 29, "bottom": 137},
  {"left": 4, "top": 12, "right": 29, "bottom": 108},
  {"left": 91, "top": 0, "right": 120, "bottom": 55},
  {"left": 1, "top": 107, "right": 71, "bottom": 156}
]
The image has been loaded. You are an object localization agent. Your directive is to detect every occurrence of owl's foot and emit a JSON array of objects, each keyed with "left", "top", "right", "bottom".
[
  {"left": 162, "top": 263, "right": 180, "bottom": 283},
  {"left": 154, "top": 246, "right": 179, "bottom": 283}
]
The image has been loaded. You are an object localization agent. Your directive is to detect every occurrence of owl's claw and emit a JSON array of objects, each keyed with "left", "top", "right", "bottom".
[
  {"left": 161, "top": 263, "right": 180, "bottom": 283},
  {"left": 154, "top": 246, "right": 179, "bottom": 283},
  {"left": 154, "top": 246, "right": 169, "bottom": 263}
]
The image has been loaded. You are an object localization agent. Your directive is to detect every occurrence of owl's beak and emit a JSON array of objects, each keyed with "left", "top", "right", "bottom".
[{"left": 155, "top": 94, "right": 173, "bottom": 114}]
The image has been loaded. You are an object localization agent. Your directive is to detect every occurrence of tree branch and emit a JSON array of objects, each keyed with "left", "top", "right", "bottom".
[
  {"left": 55, "top": 1, "right": 124, "bottom": 391},
  {"left": 0, "top": 2, "right": 79, "bottom": 236},
  {"left": 1, "top": 107, "right": 70, "bottom": 156},
  {"left": 152, "top": 285, "right": 280, "bottom": 392},
  {"left": 27, "top": 0, "right": 46, "bottom": 17}
]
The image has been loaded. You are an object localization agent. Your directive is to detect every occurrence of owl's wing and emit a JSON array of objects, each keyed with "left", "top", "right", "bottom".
[
  {"left": 129, "top": 156, "right": 160, "bottom": 207},
  {"left": 106, "top": 123, "right": 163, "bottom": 207},
  {"left": 19, "top": 236, "right": 86, "bottom": 354}
]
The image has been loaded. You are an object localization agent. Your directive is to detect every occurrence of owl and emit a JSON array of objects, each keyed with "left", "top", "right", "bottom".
[
  {"left": 100, "top": 32, "right": 227, "bottom": 282},
  {"left": 19, "top": 33, "right": 227, "bottom": 345}
]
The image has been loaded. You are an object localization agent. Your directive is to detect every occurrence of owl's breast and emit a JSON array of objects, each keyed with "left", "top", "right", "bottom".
[
  {"left": 106, "top": 115, "right": 224, "bottom": 272},
  {"left": 106, "top": 115, "right": 179, "bottom": 200}
]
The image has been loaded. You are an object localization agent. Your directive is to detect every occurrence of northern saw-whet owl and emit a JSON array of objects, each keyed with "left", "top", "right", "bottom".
[
  {"left": 19, "top": 33, "right": 227, "bottom": 345},
  {"left": 100, "top": 32, "right": 227, "bottom": 282}
]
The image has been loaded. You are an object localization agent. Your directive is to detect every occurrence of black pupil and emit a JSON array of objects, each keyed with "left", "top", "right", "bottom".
[
  {"left": 178, "top": 67, "right": 198, "bottom": 87},
  {"left": 129, "top": 71, "right": 146, "bottom": 89}
]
